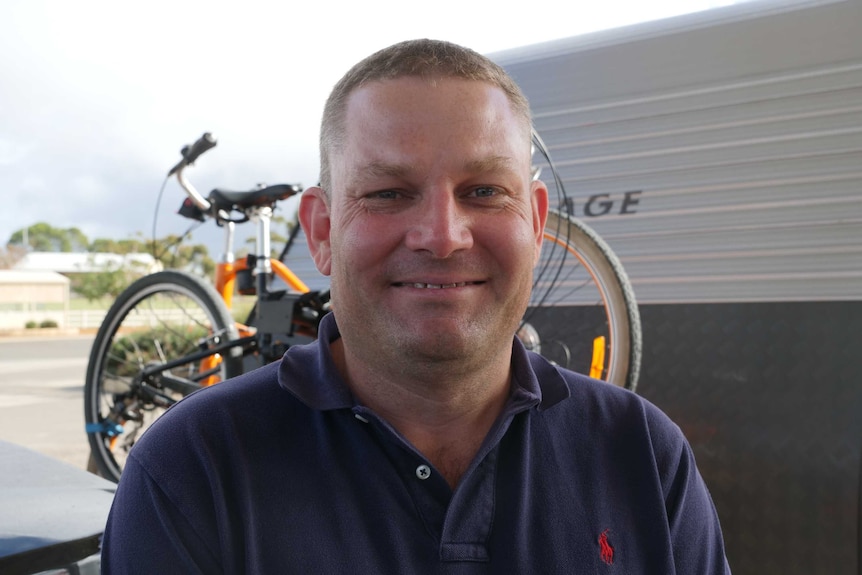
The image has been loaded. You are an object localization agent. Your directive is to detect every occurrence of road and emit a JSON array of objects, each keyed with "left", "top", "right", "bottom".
[{"left": 0, "top": 335, "right": 94, "bottom": 471}]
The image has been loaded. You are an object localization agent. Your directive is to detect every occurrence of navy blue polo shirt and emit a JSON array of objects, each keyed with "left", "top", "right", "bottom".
[{"left": 102, "top": 314, "right": 730, "bottom": 574}]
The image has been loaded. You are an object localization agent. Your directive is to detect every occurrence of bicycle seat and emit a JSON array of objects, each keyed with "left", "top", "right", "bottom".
[{"left": 208, "top": 184, "right": 302, "bottom": 212}]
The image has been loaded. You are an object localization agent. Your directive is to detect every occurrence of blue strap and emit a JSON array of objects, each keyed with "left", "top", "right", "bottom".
[{"left": 85, "top": 421, "right": 124, "bottom": 436}]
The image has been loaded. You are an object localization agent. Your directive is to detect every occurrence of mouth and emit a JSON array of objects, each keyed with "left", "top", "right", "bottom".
[{"left": 392, "top": 281, "right": 484, "bottom": 289}]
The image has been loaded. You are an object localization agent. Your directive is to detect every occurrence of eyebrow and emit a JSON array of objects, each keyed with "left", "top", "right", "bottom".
[
  {"left": 463, "top": 155, "right": 517, "bottom": 174},
  {"left": 359, "top": 161, "right": 410, "bottom": 179},
  {"left": 355, "top": 155, "right": 517, "bottom": 181}
]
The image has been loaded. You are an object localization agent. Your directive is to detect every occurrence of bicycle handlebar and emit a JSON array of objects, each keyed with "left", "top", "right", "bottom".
[
  {"left": 168, "top": 132, "right": 217, "bottom": 176},
  {"left": 168, "top": 133, "right": 218, "bottom": 213},
  {"left": 182, "top": 132, "right": 217, "bottom": 165}
]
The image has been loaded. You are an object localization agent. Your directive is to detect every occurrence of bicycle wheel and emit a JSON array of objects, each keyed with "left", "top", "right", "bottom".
[
  {"left": 84, "top": 270, "right": 243, "bottom": 482},
  {"left": 520, "top": 209, "right": 642, "bottom": 390}
]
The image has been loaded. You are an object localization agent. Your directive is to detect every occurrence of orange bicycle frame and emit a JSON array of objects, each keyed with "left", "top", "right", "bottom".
[{"left": 197, "top": 257, "right": 311, "bottom": 386}]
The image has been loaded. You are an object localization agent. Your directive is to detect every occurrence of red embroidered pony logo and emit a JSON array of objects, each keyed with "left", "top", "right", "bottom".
[{"left": 598, "top": 529, "right": 614, "bottom": 565}]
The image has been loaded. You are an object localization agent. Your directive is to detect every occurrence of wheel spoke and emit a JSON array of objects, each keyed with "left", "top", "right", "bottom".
[
  {"left": 85, "top": 271, "right": 242, "bottom": 482},
  {"left": 521, "top": 210, "right": 641, "bottom": 390}
]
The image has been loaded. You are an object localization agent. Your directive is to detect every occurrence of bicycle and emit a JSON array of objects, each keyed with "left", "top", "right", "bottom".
[{"left": 84, "top": 132, "right": 642, "bottom": 482}]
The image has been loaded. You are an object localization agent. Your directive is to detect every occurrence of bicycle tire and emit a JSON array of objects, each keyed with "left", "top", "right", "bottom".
[
  {"left": 521, "top": 209, "right": 642, "bottom": 390},
  {"left": 84, "top": 270, "right": 243, "bottom": 482}
]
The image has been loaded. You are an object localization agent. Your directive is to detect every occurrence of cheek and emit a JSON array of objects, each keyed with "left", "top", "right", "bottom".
[
  {"left": 496, "top": 222, "right": 539, "bottom": 260},
  {"left": 515, "top": 231, "right": 545, "bottom": 287},
  {"left": 330, "top": 216, "right": 389, "bottom": 271},
  {"left": 476, "top": 228, "right": 535, "bottom": 291}
]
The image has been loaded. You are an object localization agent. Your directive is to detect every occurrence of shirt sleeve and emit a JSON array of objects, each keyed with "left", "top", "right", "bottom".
[
  {"left": 652, "top": 410, "right": 732, "bottom": 575},
  {"left": 100, "top": 451, "right": 222, "bottom": 575}
]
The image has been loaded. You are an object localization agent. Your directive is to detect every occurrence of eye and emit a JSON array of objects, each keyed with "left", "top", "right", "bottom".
[
  {"left": 368, "top": 189, "right": 400, "bottom": 200},
  {"left": 469, "top": 186, "right": 498, "bottom": 198}
]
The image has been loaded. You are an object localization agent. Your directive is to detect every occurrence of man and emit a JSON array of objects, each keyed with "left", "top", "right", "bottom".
[{"left": 102, "top": 39, "right": 730, "bottom": 573}]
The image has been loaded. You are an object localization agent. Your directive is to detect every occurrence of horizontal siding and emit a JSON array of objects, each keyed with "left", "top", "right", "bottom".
[
  {"left": 496, "top": 0, "right": 862, "bottom": 303},
  {"left": 276, "top": 228, "right": 330, "bottom": 292}
]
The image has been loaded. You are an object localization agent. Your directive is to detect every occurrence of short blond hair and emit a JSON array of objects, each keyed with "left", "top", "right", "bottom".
[{"left": 318, "top": 39, "right": 532, "bottom": 191}]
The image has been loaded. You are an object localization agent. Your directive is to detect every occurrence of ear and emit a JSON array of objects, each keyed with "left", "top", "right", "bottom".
[
  {"left": 298, "top": 186, "right": 332, "bottom": 276},
  {"left": 530, "top": 179, "right": 550, "bottom": 262}
]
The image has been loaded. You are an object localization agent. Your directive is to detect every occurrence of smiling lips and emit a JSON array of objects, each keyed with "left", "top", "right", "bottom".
[{"left": 393, "top": 281, "right": 483, "bottom": 289}]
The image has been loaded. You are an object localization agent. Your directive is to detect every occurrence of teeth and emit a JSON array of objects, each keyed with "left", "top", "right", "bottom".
[{"left": 404, "top": 282, "right": 470, "bottom": 289}]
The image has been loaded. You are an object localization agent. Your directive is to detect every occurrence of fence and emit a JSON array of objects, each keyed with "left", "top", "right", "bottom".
[{"left": 1, "top": 309, "right": 211, "bottom": 332}]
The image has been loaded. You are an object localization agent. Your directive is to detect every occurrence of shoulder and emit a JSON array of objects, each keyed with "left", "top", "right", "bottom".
[
  {"left": 161, "top": 360, "right": 284, "bottom": 425},
  {"left": 534, "top": 353, "right": 672, "bottom": 424},
  {"left": 526, "top": 355, "right": 731, "bottom": 573},
  {"left": 528, "top": 356, "right": 716, "bottom": 522},
  {"left": 126, "top": 361, "right": 285, "bottom": 468},
  {"left": 529, "top": 353, "right": 689, "bottom": 463}
]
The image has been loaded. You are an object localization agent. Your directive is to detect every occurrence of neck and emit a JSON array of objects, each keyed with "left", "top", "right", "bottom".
[{"left": 331, "top": 338, "right": 512, "bottom": 488}]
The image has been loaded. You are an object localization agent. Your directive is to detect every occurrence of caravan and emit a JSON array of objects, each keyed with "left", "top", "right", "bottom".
[{"left": 492, "top": 1, "right": 862, "bottom": 573}]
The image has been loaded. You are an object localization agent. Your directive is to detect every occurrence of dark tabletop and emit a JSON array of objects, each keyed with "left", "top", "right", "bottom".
[{"left": 0, "top": 440, "right": 116, "bottom": 574}]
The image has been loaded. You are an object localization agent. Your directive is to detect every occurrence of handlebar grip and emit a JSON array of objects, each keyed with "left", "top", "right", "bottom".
[
  {"left": 182, "top": 132, "right": 217, "bottom": 163},
  {"left": 168, "top": 132, "right": 217, "bottom": 176}
]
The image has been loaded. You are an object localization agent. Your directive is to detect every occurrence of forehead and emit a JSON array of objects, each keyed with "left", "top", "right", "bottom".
[
  {"left": 333, "top": 77, "right": 530, "bottom": 178},
  {"left": 348, "top": 76, "right": 524, "bottom": 129}
]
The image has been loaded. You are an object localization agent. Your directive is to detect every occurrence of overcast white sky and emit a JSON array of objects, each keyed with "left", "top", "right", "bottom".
[{"left": 1, "top": 0, "right": 741, "bottom": 254}]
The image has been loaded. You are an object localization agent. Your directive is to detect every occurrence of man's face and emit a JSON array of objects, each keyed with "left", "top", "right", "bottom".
[{"left": 303, "top": 76, "right": 548, "bottom": 369}]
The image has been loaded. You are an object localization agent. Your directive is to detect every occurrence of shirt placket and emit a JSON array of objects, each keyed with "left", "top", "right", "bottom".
[{"left": 352, "top": 405, "right": 516, "bottom": 564}]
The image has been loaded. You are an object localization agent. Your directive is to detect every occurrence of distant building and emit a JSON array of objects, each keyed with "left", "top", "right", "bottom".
[
  {"left": 13, "top": 252, "right": 163, "bottom": 275},
  {"left": 0, "top": 270, "right": 70, "bottom": 330}
]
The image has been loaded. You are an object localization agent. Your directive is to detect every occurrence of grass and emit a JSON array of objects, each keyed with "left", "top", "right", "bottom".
[
  {"left": 13, "top": 293, "right": 257, "bottom": 322},
  {"left": 230, "top": 295, "right": 256, "bottom": 323},
  {"left": 70, "top": 297, "right": 115, "bottom": 310}
]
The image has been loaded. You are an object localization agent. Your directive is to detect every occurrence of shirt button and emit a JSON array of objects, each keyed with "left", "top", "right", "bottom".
[{"left": 415, "top": 465, "right": 431, "bottom": 480}]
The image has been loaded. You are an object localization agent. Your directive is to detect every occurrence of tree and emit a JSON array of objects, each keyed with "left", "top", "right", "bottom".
[
  {"left": 144, "top": 234, "right": 215, "bottom": 277},
  {"left": 8, "top": 223, "right": 89, "bottom": 252},
  {"left": 71, "top": 260, "right": 133, "bottom": 302},
  {"left": 7, "top": 221, "right": 217, "bottom": 300},
  {"left": 0, "top": 244, "right": 26, "bottom": 269},
  {"left": 89, "top": 238, "right": 121, "bottom": 253},
  {"left": 89, "top": 232, "right": 216, "bottom": 278}
]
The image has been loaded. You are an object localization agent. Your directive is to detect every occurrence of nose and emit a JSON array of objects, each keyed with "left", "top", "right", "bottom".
[{"left": 404, "top": 191, "right": 473, "bottom": 258}]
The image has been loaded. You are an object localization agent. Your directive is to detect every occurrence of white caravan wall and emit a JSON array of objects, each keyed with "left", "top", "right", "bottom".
[{"left": 493, "top": 0, "right": 862, "bottom": 304}]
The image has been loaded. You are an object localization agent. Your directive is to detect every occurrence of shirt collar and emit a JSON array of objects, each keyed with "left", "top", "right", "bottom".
[
  {"left": 278, "top": 313, "right": 354, "bottom": 409},
  {"left": 510, "top": 329, "right": 571, "bottom": 412},
  {"left": 278, "top": 313, "right": 570, "bottom": 412}
]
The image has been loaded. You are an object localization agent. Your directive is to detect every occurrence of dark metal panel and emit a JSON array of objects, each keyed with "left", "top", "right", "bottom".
[
  {"left": 529, "top": 301, "right": 861, "bottom": 572},
  {"left": 630, "top": 301, "right": 861, "bottom": 574}
]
